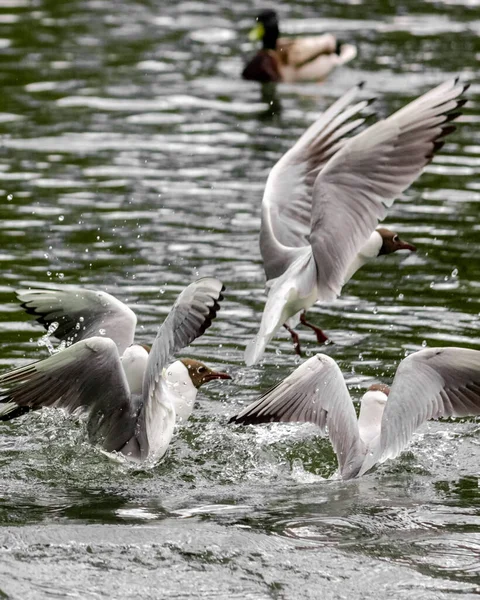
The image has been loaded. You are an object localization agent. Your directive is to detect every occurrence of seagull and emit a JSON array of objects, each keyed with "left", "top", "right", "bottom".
[
  {"left": 15, "top": 283, "right": 233, "bottom": 423},
  {"left": 245, "top": 78, "right": 468, "bottom": 365},
  {"left": 230, "top": 347, "right": 480, "bottom": 479},
  {"left": 0, "top": 278, "right": 231, "bottom": 462}
]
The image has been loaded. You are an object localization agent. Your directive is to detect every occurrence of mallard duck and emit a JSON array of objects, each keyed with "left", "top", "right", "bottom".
[{"left": 242, "top": 9, "right": 357, "bottom": 83}]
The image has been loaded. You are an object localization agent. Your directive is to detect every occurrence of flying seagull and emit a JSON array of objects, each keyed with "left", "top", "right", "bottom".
[
  {"left": 231, "top": 347, "right": 480, "bottom": 479},
  {"left": 0, "top": 278, "right": 231, "bottom": 462},
  {"left": 245, "top": 78, "right": 468, "bottom": 364}
]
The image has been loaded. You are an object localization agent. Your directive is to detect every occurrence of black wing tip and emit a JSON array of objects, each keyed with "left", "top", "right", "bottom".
[
  {"left": 202, "top": 283, "right": 226, "bottom": 332},
  {"left": 426, "top": 139, "right": 445, "bottom": 159},
  {"left": 0, "top": 402, "right": 30, "bottom": 423},
  {"left": 218, "top": 284, "right": 226, "bottom": 304},
  {"left": 19, "top": 300, "right": 38, "bottom": 315},
  {"left": 18, "top": 305, "right": 62, "bottom": 336},
  {"left": 432, "top": 83, "right": 468, "bottom": 140},
  {"left": 426, "top": 118, "right": 461, "bottom": 161},
  {"left": 18, "top": 300, "right": 59, "bottom": 326},
  {"left": 444, "top": 110, "right": 462, "bottom": 123},
  {"left": 439, "top": 124, "right": 457, "bottom": 139},
  {"left": 228, "top": 414, "right": 254, "bottom": 425},
  {"left": 229, "top": 412, "right": 276, "bottom": 426},
  {"left": 196, "top": 288, "right": 226, "bottom": 337},
  {"left": 451, "top": 76, "right": 469, "bottom": 91}
]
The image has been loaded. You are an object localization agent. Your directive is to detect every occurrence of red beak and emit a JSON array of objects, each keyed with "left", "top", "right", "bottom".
[
  {"left": 205, "top": 370, "right": 232, "bottom": 382},
  {"left": 398, "top": 240, "right": 417, "bottom": 252}
]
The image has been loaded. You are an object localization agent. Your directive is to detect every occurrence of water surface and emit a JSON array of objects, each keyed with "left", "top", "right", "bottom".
[{"left": 0, "top": 0, "right": 480, "bottom": 598}]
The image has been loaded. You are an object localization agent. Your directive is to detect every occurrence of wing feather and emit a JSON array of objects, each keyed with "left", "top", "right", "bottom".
[
  {"left": 230, "top": 354, "right": 365, "bottom": 479},
  {"left": 260, "top": 84, "right": 372, "bottom": 281},
  {"left": 16, "top": 287, "right": 137, "bottom": 355},
  {"left": 310, "top": 78, "right": 468, "bottom": 302},
  {"left": 0, "top": 337, "right": 136, "bottom": 452},
  {"left": 142, "top": 278, "right": 225, "bottom": 404},
  {"left": 358, "top": 347, "right": 480, "bottom": 476}
]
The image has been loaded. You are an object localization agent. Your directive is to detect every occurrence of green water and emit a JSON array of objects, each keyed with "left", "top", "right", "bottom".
[{"left": 0, "top": 0, "right": 479, "bottom": 598}]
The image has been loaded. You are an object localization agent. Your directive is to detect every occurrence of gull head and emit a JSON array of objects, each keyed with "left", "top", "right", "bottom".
[
  {"left": 179, "top": 358, "right": 231, "bottom": 389},
  {"left": 121, "top": 344, "right": 150, "bottom": 394},
  {"left": 366, "top": 383, "right": 390, "bottom": 400},
  {"left": 377, "top": 228, "right": 416, "bottom": 255},
  {"left": 360, "top": 384, "right": 389, "bottom": 417},
  {"left": 358, "top": 384, "right": 389, "bottom": 447}
]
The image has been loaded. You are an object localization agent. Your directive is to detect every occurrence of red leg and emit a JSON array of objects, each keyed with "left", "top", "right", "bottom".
[
  {"left": 283, "top": 323, "right": 302, "bottom": 356},
  {"left": 300, "top": 312, "right": 329, "bottom": 344}
]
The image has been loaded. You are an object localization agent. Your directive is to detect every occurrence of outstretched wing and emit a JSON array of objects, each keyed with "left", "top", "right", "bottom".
[
  {"left": 0, "top": 337, "right": 136, "bottom": 452},
  {"left": 230, "top": 354, "right": 365, "bottom": 480},
  {"left": 137, "top": 278, "right": 225, "bottom": 460},
  {"left": 310, "top": 78, "right": 468, "bottom": 302},
  {"left": 142, "top": 277, "right": 225, "bottom": 404},
  {"left": 16, "top": 287, "right": 137, "bottom": 355},
  {"left": 260, "top": 84, "right": 372, "bottom": 281},
  {"left": 359, "top": 346, "right": 480, "bottom": 476}
]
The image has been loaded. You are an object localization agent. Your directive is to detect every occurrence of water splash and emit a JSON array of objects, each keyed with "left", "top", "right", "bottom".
[{"left": 37, "top": 321, "right": 60, "bottom": 355}]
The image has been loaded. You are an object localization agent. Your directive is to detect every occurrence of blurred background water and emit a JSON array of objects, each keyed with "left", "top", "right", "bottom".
[{"left": 0, "top": 0, "right": 480, "bottom": 598}]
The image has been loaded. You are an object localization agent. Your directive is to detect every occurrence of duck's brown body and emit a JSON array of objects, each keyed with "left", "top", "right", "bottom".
[{"left": 242, "top": 49, "right": 281, "bottom": 82}]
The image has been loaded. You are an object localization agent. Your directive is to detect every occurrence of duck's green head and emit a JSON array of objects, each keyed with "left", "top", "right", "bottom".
[{"left": 249, "top": 10, "right": 279, "bottom": 50}]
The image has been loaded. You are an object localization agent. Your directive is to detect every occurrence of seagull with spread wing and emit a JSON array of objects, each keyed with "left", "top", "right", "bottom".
[
  {"left": 245, "top": 79, "right": 467, "bottom": 365},
  {"left": 0, "top": 279, "right": 231, "bottom": 462},
  {"left": 231, "top": 347, "right": 480, "bottom": 479}
]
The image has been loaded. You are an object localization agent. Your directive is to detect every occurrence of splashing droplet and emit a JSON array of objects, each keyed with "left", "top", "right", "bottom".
[{"left": 38, "top": 322, "right": 60, "bottom": 355}]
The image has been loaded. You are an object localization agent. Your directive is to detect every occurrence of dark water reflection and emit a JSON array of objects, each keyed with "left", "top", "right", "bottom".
[{"left": 1, "top": 0, "right": 480, "bottom": 597}]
